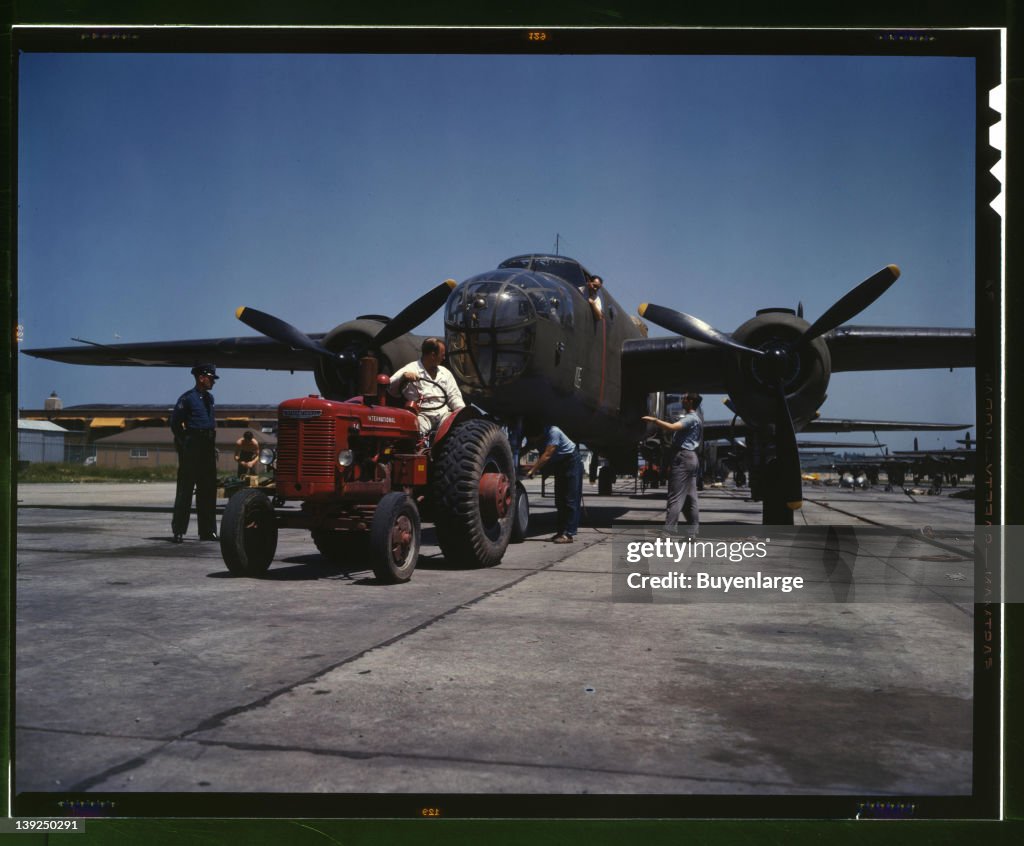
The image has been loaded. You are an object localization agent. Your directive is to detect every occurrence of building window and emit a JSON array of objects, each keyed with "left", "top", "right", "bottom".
[{"left": 130, "top": 448, "right": 149, "bottom": 459}]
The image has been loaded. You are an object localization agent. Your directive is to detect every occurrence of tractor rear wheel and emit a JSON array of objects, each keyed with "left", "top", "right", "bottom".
[{"left": 432, "top": 418, "right": 514, "bottom": 567}]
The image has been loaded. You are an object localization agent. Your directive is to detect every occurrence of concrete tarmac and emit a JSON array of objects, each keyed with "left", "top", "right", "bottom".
[{"left": 13, "top": 477, "right": 978, "bottom": 810}]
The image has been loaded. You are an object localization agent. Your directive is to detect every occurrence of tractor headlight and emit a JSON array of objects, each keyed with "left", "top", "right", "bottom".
[
  {"left": 337, "top": 449, "right": 355, "bottom": 467},
  {"left": 259, "top": 447, "right": 276, "bottom": 466}
]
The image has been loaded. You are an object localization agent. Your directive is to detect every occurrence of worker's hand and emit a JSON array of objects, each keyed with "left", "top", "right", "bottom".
[{"left": 400, "top": 367, "right": 421, "bottom": 382}]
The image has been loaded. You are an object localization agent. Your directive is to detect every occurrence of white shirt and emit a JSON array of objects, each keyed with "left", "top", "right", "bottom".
[
  {"left": 388, "top": 359, "right": 465, "bottom": 416},
  {"left": 578, "top": 285, "right": 603, "bottom": 318}
]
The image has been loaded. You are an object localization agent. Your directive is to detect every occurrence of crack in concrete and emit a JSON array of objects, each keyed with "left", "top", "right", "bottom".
[{"left": 52, "top": 559, "right": 575, "bottom": 792}]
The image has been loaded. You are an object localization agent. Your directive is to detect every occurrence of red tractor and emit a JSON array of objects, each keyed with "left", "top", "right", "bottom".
[{"left": 219, "top": 370, "right": 528, "bottom": 583}]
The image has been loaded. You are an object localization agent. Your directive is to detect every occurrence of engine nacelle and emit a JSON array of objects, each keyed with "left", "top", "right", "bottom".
[
  {"left": 313, "top": 317, "right": 424, "bottom": 400},
  {"left": 725, "top": 309, "right": 831, "bottom": 429}
]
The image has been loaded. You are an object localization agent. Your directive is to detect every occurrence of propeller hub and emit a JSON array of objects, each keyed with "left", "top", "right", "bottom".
[{"left": 751, "top": 340, "right": 800, "bottom": 388}]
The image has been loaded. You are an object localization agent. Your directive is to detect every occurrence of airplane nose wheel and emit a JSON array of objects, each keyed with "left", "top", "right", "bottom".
[{"left": 510, "top": 480, "right": 530, "bottom": 543}]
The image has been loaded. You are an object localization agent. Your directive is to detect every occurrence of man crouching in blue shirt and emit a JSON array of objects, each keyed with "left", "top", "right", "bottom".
[
  {"left": 169, "top": 363, "right": 220, "bottom": 543},
  {"left": 525, "top": 424, "right": 583, "bottom": 544}
]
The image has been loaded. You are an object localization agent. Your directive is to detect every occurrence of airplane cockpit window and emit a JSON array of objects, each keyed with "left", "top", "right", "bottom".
[
  {"left": 498, "top": 255, "right": 588, "bottom": 289},
  {"left": 497, "top": 256, "right": 531, "bottom": 270}
]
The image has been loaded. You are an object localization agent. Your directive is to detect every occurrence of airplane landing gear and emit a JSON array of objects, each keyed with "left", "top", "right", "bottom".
[{"left": 753, "top": 459, "right": 796, "bottom": 526}]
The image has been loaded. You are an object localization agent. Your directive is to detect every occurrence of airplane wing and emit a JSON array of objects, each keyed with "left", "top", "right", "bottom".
[
  {"left": 890, "top": 448, "right": 977, "bottom": 458},
  {"left": 702, "top": 418, "right": 970, "bottom": 441},
  {"left": 621, "top": 326, "right": 974, "bottom": 394},
  {"left": 801, "top": 418, "right": 972, "bottom": 434},
  {"left": 21, "top": 335, "right": 324, "bottom": 371},
  {"left": 824, "top": 326, "right": 975, "bottom": 371},
  {"left": 620, "top": 336, "right": 729, "bottom": 394},
  {"left": 704, "top": 438, "right": 885, "bottom": 450},
  {"left": 22, "top": 283, "right": 453, "bottom": 384},
  {"left": 795, "top": 439, "right": 885, "bottom": 449}
]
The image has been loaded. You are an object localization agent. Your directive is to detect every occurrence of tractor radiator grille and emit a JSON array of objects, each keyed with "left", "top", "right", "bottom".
[{"left": 277, "top": 418, "right": 336, "bottom": 480}]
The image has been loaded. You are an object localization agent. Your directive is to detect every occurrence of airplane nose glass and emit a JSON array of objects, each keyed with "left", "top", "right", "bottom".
[{"left": 445, "top": 276, "right": 536, "bottom": 389}]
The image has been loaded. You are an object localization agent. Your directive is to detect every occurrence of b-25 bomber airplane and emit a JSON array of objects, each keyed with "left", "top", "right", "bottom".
[{"left": 24, "top": 253, "right": 975, "bottom": 525}]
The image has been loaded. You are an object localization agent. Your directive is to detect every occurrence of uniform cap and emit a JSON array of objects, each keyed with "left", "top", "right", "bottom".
[{"left": 191, "top": 363, "right": 219, "bottom": 380}]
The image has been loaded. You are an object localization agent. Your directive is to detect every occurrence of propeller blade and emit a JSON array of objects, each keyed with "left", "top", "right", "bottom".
[
  {"left": 801, "top": 265, "right": 900, "bottom": 344},
  {"left": 638, "top": 303, "right": 765, "bottom": 356},
  {"left": 373, "top": 279, "right": 457, "bottom": 348},
  {"left": 236, "top": 307, "right": 335, "bottom": 358},
  {"left": 773, "top": 382, "right": 804, "bottom": 510}
]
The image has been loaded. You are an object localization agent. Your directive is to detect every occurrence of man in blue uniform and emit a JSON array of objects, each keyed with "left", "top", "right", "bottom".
[
  {"left": 170, "top": 364, "right": 220, "bottom": 543},
  {"left": 526, "top": 424, "right": 584, "bottom": 544}
]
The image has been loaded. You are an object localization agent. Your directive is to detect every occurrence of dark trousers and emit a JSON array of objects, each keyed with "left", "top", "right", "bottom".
[
  {"left": 173, "top": 434, "right": 218, "bottom": 536},
  {"left": 665, "top": 448, "right": 699, "bottom": 534},
  {"left": 550, "top": 450, "right": 584, "bottom": 537}
]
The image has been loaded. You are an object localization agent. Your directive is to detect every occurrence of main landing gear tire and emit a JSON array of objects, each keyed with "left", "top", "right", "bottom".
[
  {"left": 598, "top": 464, "right": 615, "bottom": 496},
  {"left": 369, "top": 492, "right": 420, "bottom": 583},
  {"left": 432, "top": 418, "right": 514, "bottom": 567},
  {"left": 510, "top": 480, "right": 529, "bottom": 544},
  {"left": 221, "top": 489, "right": 278, "bottom": 577}
]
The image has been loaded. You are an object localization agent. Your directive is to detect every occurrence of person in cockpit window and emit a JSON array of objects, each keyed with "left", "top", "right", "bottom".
[{"left": 578, "top": 274, "right": 604, "bottom": 320}]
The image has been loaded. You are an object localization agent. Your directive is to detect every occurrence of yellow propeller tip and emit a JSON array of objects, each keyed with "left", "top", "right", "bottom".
[
  {"left": 887, "top": 264, "right": 901, "bottom": 279},
  {"left": 638, "top": 303, "right": 649, "bottom": 316},
  {"left": 445, "top": 278, "right": 457, "bottom": 289},
  {"left": 235, "top": 306, "right": 246, "bottom": 319}
]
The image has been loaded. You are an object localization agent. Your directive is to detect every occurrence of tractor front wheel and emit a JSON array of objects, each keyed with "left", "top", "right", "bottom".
[{"left": 369, "top": 492, "right": 420, "bottom": 583}]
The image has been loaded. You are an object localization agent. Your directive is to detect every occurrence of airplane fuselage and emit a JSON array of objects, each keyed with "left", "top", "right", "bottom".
[{"left": 443, "top": 255, "right": 650, "bottom": 459}]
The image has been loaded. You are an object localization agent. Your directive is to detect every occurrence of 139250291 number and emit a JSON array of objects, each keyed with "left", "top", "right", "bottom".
[{"left": 14, "top": 819, "right": 84, "bottom": 831}]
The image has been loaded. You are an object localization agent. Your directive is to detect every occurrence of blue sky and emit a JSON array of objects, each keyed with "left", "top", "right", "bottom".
[{"left": 17, "top": 51, "right": 978, "bottom": 450}]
